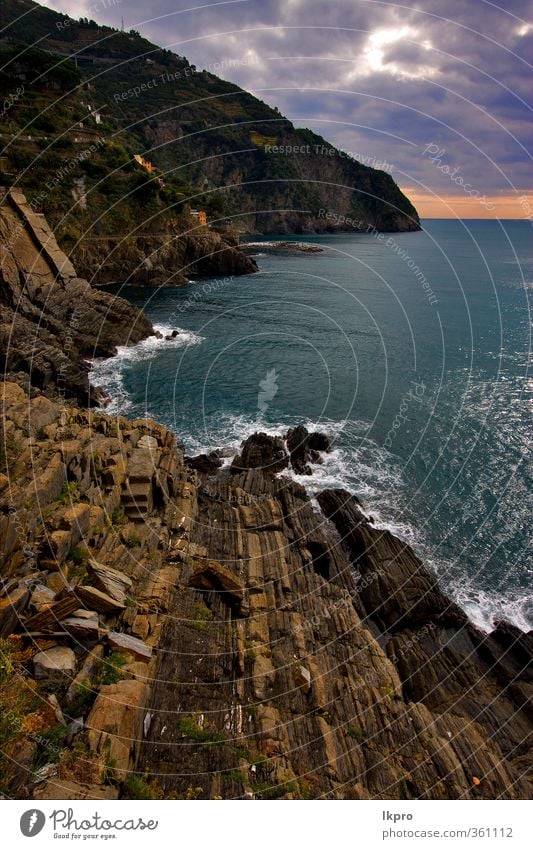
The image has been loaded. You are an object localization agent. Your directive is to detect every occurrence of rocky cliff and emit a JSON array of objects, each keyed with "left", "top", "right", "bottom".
[
  {"left": 0, "top": 0, "right": 420, "bottom": 247},
  {"left": 1, "top": 389, "right": 531, "bottom": 800},
  {"left": 70, "top": 229, "right": 258, "bottom": 287},
  {"left": 0, "top": 190, "right": 153, "bottom": 403}
]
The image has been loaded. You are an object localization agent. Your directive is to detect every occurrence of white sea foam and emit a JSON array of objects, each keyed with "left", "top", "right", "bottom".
[{"left": 89, "top": 324, "right": 204, "bottom": 414}]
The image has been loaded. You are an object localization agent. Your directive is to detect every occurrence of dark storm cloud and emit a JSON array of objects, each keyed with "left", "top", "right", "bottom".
[{"left": 42, "top": 0, "right": 532, "bottom": 200}]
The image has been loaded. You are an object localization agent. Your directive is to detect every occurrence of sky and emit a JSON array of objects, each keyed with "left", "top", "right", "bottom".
[{"left": 41, "top": 0, "right": 532, "bottom": 218}]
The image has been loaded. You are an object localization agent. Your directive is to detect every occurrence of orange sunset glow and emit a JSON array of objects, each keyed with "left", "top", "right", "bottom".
[{"left": 404, "top": 191, "right": 533, "bottom": 220}]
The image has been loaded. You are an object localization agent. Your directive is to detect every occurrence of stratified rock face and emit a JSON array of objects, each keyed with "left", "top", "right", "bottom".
[
  {"left": 0, "top": 383, "right": 531, "bottom": 801},
  {"left": 0, "top": 191, "right": 153, "bottom": 403}
]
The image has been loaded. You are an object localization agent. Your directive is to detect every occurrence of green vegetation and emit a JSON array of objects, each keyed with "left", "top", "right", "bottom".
[
  {"left": 252, "top": 777, "right": 299, "bottom": 799},
  {"left": 124, "top": 533, "right": 141, "bottom": 549},
  {"left": 67, "top": 681, "right": 96, "bottom": 717},
  {"left": 69, "top": 544, "right": 91, "bottom": 566},
  {"left": 346, "top": 726, "right": 366, "bottom": 742},
  {"left": 190, "top": 604, "right": 213, "bottom": 631},
  {"left": 57, "top": 481, "right": 79, "bottom": 504},
  {"left": 244, "top": 639, "right": 257, "bottom": 661},
  {"left": 0, "top": 0, "right": 418, "bottom": 247},
  {"left": 99, "top": 651, "right": 128, "bottom": 685},
  {"left": 226, "top": 768, "right": 245, "bottom": 783},
  {"left": 122, "top": 775, "right": 160, "bottom": 800},
  {"left": 230, "top": 745, "right": 249, "bottom": 761},
  {"left": 110, "top": 506, "right": 126, "bottom": 527},
  {"left": 176, "top": 716, "right": 226, "bottom": 745},
  {"left": 33, "top": 723, "right": 69, "bottom": 769},
  {"left": 0, "top": 438, "right": 21, "bottom": 473}
]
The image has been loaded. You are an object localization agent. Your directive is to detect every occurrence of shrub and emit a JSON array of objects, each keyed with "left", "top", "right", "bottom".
[
  {"left": 346, "top": 726, "right": 366, "bottom": 742},
  {"left": 111, "top": 505, "right": 125, "bottom": 526},
  {"left": 69, "top": 544, "right": 90, "bottom": 566},
  {"left": 67, "top": 681, "right": 96, "bottom": 717},
  {"left": 124, "top": 533, "right": 141, "bottom": 549},
  {"left": 33, "top": 723, "right": 69, "bottom": 768},
  {"left": 99, "top": 651, "right": 128, "bottom": 685},
  {"left": 122, "top": 775, "right": 160, "bottom": 799},
  {"left": 176, "top": 716, "right": 225, "bottom": 745},
  {"left": 190, "top": 604, "right": 213, "bottom": 631},
  {"left": 57, "top": 481, "right": 79, "bottom": 504}
]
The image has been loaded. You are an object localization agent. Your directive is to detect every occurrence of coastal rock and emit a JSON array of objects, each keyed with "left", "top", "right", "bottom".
[
  {"left": 0, "top": 586, "right": 29, "bottom": 637},
  {"left": 0, "top": 191, "right": 153, "bottom": 404},
  {"left": 33, "top": 780, "right": 119, "bottom": 801},
  {"left": 87, "top": 679, "right": 148, "bottom": 781},
  {"left": 107, "top": 631, "right": 152, "bottom": 662},
  {"left": 233, "top": 432, "right": 289, "bottom": 474},
  {"left": 71, "top": 230, "right": 258, "bottom": 287},
  {"left": 285, "top": 425, "right": 332, "bottom": 474},
  {"left": 185, "top": 452, "right": 223, "bottom": 475},
  {"left": 88, "top": 560, "right": 133, "bottom": 604},
  {"left": 76, "top": 585, "right": 126, "bottom": 614},
  {"left": 0, "top": 385, "right": 530, "bottom": 801},
  {"left": 188, "top": 559, "right": 245, "bottom": 609},
  {"left": 33, "top": 646, "right": 77, "bottom": 682}
]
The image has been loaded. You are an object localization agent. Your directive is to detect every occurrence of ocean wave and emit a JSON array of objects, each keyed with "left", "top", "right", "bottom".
[{"left": 89, "top": 324, "right": 204, "bottom": 414}]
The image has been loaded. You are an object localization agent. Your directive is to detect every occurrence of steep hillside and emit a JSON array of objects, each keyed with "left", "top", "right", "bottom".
[
  {"left": 0, "top": 0, "right": 420, "bottom": 268},
  {"left": 0, "top": 189, "right": 153, "bottom": 401}
]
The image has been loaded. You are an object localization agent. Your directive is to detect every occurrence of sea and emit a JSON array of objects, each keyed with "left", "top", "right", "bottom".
[{"left": 90, "top": 219, "right": 532, "bottom": 632}]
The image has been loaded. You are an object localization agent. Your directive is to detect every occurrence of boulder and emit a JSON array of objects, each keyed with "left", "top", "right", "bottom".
[
  {"left": 24, "top": 593, "right": 80, "bottom": 632},
  {"left": 0, "top": 585, "right": 29, "bottom": 637},
  {"left": 46, "top": 530, "right": 72, "bottom": 565},
  {"left": 88, "top": 560, "right": 132, "bottom": 604},
  {"left": 185, "top": 452, "right": 223, "bottom": 475},
  {"left": 286, "top": 425, "right": 331, "bottom": 474},
  {"left": 61, "top": 616, "right": 101, "bottom": 641},
  {"left": 29, "top": 584, "right": 56, "bottom": 610},
  {"left": 107, "top": 631, "right": 152, "bottom": 662},
  {"left": 307, "top": 431, "right": 331, "bottom": 453},
  {"left": 234, "top": 432, "right": 289, "bottom": 474},
  {"left": 286, "top": 425, "right": 313, "bottom": 474},
  {"left": 87, "top": 679, "right": 148, "bottom": 781},
  {"left": 76, "top": 585, "right": 126, "bottom": 614},
  {"left": 33, "top": 646, "right": 76, "bottom": 682},
  {"left": 60, "top": 503, "right": 91, "bottom": 546}
]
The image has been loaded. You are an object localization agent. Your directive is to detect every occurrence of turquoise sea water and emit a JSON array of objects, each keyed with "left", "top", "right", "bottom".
[{"left": 91, "top": 220, "right": 532, "bottom": 631}]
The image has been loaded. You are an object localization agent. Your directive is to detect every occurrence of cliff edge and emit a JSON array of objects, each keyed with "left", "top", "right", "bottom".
[
  {"left": 0, "top": 190, "right": 153, "bottom": 403},
  {"left": 0, "top": 390, "right": 531, "bottom": 800}
]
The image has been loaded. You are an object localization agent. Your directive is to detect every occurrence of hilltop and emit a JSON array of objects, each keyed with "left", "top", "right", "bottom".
[{"left": 0, "top": 0, "right": 419, "bottom": 282}]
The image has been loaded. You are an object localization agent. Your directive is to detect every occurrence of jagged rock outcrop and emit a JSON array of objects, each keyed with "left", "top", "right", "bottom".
[
  {"left": 286, "top": 425, "right": 331, "bottom": 474},
  {"left": 231, "top": 429, "right": 331, "bottom": 476},
  {"left": 1, "top": 391, "right": 530, "bottom": 801},
  {"left": 71, "top": 230, "right": 258, "bottom": 287},
  {"left": 0, "top": 191, "right": 153, "bottom": 403},
  {"left": 232, "top": 432, "right": 289, "bottom": 475}
]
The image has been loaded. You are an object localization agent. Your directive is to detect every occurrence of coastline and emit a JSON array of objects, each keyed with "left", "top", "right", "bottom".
[
  {"left": 1, "top": 385, "right": 531, "bottom": 800},
  {"left": 1, "top": 193, "right": 531, "bottom": 801}
]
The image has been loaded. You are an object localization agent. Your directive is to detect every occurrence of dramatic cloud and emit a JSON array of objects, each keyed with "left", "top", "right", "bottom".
[{"left": 43, "top": 0, "right": 532, "bottom": 216}]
